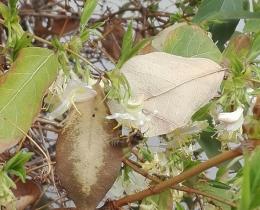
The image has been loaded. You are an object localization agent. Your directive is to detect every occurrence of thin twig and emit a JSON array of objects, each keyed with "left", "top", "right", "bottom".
[
  {"left": 32, "top": 124, "right": 61, "bottom": 133},
  {"left": 2, "top": 117, "right": 52, "bottom": 175},
  {"left": 19, "top": 10, "right": 79, "bottom": 20},
  {"left": 114, "top": 147, "right": 243, "bottom": 207},
  {"left": 122, "top": 158, "right": 237, "bottom": 208},
  {"left": 34, "top": 195, "right": 68, "bottom": 210},
  {"left": 0, "top": 18, "right": 104, "bottom": 76},
  {"left": 36, "top": 117, "right": 63, "bottom": 128},
  {"left": 27, "top": 161, "right": 56, "bottom": 173}
]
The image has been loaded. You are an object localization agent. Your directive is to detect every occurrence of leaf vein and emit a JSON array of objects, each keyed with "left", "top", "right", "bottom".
[{"left": 0, "top": 53, "right": 54, "bottom": 113}]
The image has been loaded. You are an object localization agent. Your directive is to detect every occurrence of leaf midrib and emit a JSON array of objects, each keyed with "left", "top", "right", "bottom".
[
  {"left": 145, "top": 69, "right": 225, "bottom": 101},
  {"left": 0, "top": 53, "right": 53, "bottom": 113}
]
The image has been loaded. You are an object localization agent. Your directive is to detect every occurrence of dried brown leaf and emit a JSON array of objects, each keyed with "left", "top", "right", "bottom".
[
  {"left": 101, "top": 18, "right": 125, "bottom": 60},
  {"left": 5, "top": 180, "right": 41, "bottom": 210},
  {"left": 56, "top": 86, "right": 122, "bottom": 210}
]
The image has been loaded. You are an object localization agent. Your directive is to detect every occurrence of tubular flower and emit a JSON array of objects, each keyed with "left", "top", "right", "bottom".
[
  {"left": 47, "top": 72, "right": 97, "bottom": 119},
  {"left": 106, "top": 95, "right": 157, "bottom": 132},
  {"left": 217, "top": 107, "right": 244, "bottom": 132}
]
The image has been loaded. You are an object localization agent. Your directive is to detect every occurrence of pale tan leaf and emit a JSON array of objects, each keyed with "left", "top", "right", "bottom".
[{"left": 120, "top": 52, "right": 224, "bottom": 137}]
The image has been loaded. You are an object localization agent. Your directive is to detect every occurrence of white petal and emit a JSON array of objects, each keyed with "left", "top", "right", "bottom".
[
  {"left": 127, "top": 94, "right": 144, "bottom": 107},
  {"left": 218, "top": 107, "right": 244, "bottom": 123},
  {"left": 46, "top": 99, "right": 72, "bottom": 120},
  {"left": 224, "top": 114, "right": 244, "bottom": 132},
  {"left": 106, "top": 113, "right": 136, "bottom": 121},
  {"left": 63, "top": 80, "right": 97, "bottom": 103}
]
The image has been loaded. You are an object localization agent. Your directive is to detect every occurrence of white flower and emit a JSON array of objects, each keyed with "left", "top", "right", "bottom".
[
  {"left": 47, "top": 72, "right": 97, "bottom": 119},
  {"left": 106, "top": 110, "right": 148, "bottom": 129},
  {"left": 108, "top": 171, "right": 150, "bottom": 198},
  {"left": 218, "top": 107, "right": 244, "bottom": 132},
  {"left": 106, "top": 95, "right": 156, "bottom": 132}
]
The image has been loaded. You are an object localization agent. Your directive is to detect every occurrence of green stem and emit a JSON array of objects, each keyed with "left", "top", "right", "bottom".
[{"left": 32, "top": 34, "right": 104, "bottom": 75}]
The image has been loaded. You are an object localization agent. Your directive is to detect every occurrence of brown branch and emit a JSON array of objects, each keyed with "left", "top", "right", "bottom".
[
  {"left": 131, "top": 147, "right": 145, "bottom": 162},
  {"left": 122, "top": 158, "right": 237, "bottom": 208},
  {"left": 147, "top": 11, "right": 171, "bottom": 17},
  {"left": 19, "top": 10, "right": 79, "bottom": 20},
  {"left": 114, "top": 147, "right": 242, "bottom": 207}
]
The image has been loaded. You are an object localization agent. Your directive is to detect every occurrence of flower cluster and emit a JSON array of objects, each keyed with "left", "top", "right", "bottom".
[{"left": 106, "top": 95, "right": 156, "bottom": 133}]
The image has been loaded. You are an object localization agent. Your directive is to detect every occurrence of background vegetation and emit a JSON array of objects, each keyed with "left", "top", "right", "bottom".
[{"left": 0, "top": 0, "right": 260, "bottom": 210}]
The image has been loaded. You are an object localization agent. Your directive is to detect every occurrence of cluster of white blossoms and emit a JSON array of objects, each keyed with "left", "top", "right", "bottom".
[
  {"left": 47, "top": 70, "right": 154, "bottom": 130},
  {"left": 106, "top": 95, "right": 156, "bottom": 133},
  {"left": 47, "top": 71, "right": 97, "bottom": 119},
  {"left": 107, "top": 152, "right": 183, "bottom": 209}
]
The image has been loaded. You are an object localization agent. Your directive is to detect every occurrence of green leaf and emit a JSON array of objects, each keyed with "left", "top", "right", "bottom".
[
  {"left": 122, "top": 165, "right": 131, "bottom": 182},
  {"left": 156, "top": 190, "right": 172, "bottom": 210},
  {"left": 239, "top": 149, "right": 260, "bottom": 210},
  {"left": 3, "top": 151, "right": 32, "bottom": 182},
  {"left": 176, "top": 202, "right": 185, "bottom": 210},
  {"left": 10, "top": 23, "right": 24, "bottom": 40},
  {"left": 208, "top": 180, "right": 231, "bottom": 190},
  {"left": 0, "top": 170, "right": 16, "bottom": 207},
  {"left": 0, "top": 151, "right": 32, "bottom": 207},
  {"left": 162, "top": 24, "right": 222, "bottom": 63},
  {"left": 214, "top": 11, "right": 260, "bottom": 20},
  {"left": 239, "top": 154, "right": 252, "bottom": 210},
  {"left": 141, "top": 189, "right": 172, "bottom": 210},
  {"left": 192, "top": 102, "right": 213, "bottom": 122},
  {"left": 250, "top": 164, "right": 260, "bottom": 209},
  {"left": 241, "top": 149, "right": 260, "bottom": 210},
  {"left": 12, "top": 33, "right": 32, "bottom": 60},
  {"left": 192, "top": 109, "right": 223, "bottom": 159},
  {"left": 51, "top": 37, "right": 65, "bottom": 51},
  {"left": 197, "top": 127, "right": 221, "bottom": 158},
  {"left": 124, "top": 38, "right": 149, "bottom": 63},
  {"left": 192, "top": 0, "right": 244, "bottom": 23},
  {"left": 253, "top": 0, "right": 260, "bottom": 12},
  {"left": 80, "top": 0, "right": 97, "bottom": 29},
  {"left": 139, "top": 147, "right": 153, "bottom": 162},
  {"left": 116, "top": 22, "right": 149, "bottom": 69},
  {"left": 4, "top": 151, "right": 32, "bottom": 172},
  {"left": 0, "top": 2, "right": 10, "bottom": 20},
  {"left": 248, "top": 33, "right": 260, "bottom": 61},
  {"left": 8, "top": 0, "right": 18, "bottom": 15},
  {"left": 209, "top": 20, "right": 239, "bottom": 51},
  {"left": 121, "top": 22, "right": 133, "bottom": 59},
  {"left": 250, "top": 189, "right": 260, "bottom": 210},
  {"left": 244, "top": 19, "right": 260, "bottom": 33},
  {"left": 196, "top": 182, "right": 232, "bottom": 210},
  {"left": 117, "top": 22, "right": 134, "bottom": 68},
  {"left": 0, "top": 1, "right": 24, "bottom": 46},
  {"left": 0, "top": 47, "right": 59, "bottom": 150}
]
